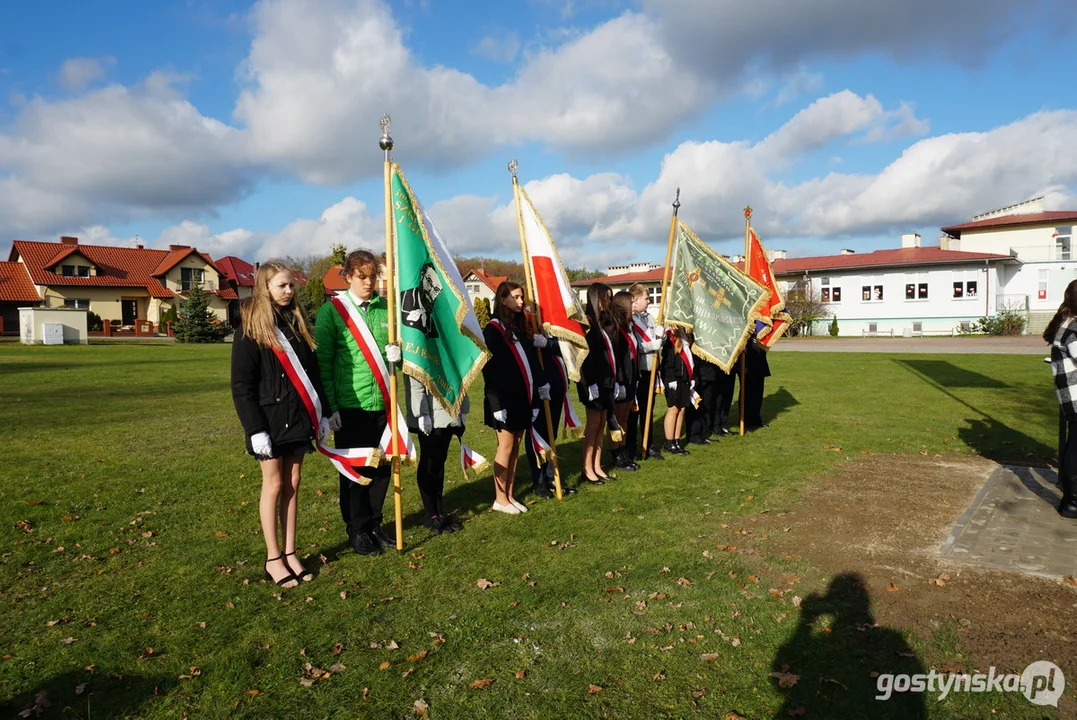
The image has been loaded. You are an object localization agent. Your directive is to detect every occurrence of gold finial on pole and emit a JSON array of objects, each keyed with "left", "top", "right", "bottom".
[
  {"left": 508, "top": 158, "right": 519, "bottom": 178},
  {"left": 743, "top": 205, "right": 752, "bottom": 220}
]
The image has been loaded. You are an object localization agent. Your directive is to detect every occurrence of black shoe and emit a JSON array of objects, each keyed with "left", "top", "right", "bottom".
[
  {"left": 580, "top": 472, "right": 605, "bottom": 485},
  {"left": 425, "top": 515, "right": 460, "bottom": 534},
  {"left": 264, "top": 555, "right": 299, "bottom": 587},
  {"left": 371, "top": 526, "right": 397, "bottom": 550},
  {"left": 351, "top": 532, "right": 381, "bottom": 556},
  {"left": 1059, "top": 474, "right": 1077, "bottom": 518},
  {"left": 613, "top": 450, "right": 638, "bottom": 471},
  {"left": 284, "top": 552, "right": 314, "bottom": 582},
  {"left": 672, "top": 441, "right": 691, "bottom": 456},
  {"left": 645, "top": 447, "right": 665, "bottom": 461},
  {"left": 553, "top": 478, "right": 578, "bottom": 495},
  {"left": 533, "top": 481, "right": 555, "bottom": 499},
  {"left": 715, "top": 427, "right": 732, "bottom": 436},
  {"left": 441, "top": 514, "right": 464, "bottom": 532}
]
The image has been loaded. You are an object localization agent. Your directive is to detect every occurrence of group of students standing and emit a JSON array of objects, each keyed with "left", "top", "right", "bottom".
[{"left": 230, "top": 253, "right": 772, "bottom": 588}]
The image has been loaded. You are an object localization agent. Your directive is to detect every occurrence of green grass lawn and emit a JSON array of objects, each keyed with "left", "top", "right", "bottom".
[{"left": 0, "top": 343, "right": 1059, "bottom": 719}]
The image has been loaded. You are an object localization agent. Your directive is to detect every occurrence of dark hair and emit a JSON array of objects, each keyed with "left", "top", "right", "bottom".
[
  {"left": 343, "top": 250, "right": 379, "bottom": 280},
  {"left": 585, "top": 282, "right": 613, "bottom": 331},
  {"left": 1044, "top": 279, "right": 1077, "bottom": 342},
  {"left": 494, "top": 281, "right": 528, "bottom": 341},
  {"left": 612, "top": 290, "right": 633, "bottom": 330}
]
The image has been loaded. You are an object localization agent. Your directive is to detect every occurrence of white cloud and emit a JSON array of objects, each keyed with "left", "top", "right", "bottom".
[
  {"left": 56, "top": 57, "right": 115, "bottom": 91},
  {"left": 774, "top": 65, "right": 823, "bottom": 107}
]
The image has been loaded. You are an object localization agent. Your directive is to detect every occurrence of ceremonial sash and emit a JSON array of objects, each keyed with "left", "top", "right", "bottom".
[
  {"left": 666, "top": 329, "right": 702, "bottom": 408},
  {"left": 330, "top": 295, "right": 416, "bottom": 462},
  {"left": 601, "top": 329, "right": 617, "bottom": 379},
  {"left": 553, "top": 354, "right": 583, "bottom": 434},
  {"left": 619, "top": 327, "right": 637, "bottom": 364},
  {"left": 490, "top": 318, "right": 551, "bottom": 460},
  {"left": 460, "top": 438, "right": 488, "bottom": 479},
  {"left": 632, "top": 316, "right": 654, "bottom": 345},
  {"left": 272, "top": 328, "right": 380, "bottom": 484}
]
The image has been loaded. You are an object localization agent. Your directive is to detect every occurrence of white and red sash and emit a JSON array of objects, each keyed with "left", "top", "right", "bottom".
[
  {"left": 460, "top": 439, "right": 488, "bottom": 479},
  {"left": 553, "top": 354, "right": 582, "bottom": 434},
  {"left": 490, "top": 318, "right": 551, "bottom": 460},
  {"left": 666, "top": 329, "right": 702, "bottom": 408},
  {"left": 619, "top": 327, "right": 637, "bottom": 364},
  {"left": 601, "top": 329, "right": 617, "bottom": 379},
  {"left": 272, "top": 328, "right": 380, "bottom": 483},
  {"left": 330, "top": 294, "right": 416, "bottom": 462},
  {"left": 632, "top": 316, "right": 654, "bottom": 346}
]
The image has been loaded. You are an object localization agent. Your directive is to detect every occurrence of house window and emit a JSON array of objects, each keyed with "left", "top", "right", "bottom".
[
  {"left": 61, "top": 264, "right": 75, "bottom": 277},
  {"left": 181, "top": 267, "right": 205, "bottom": 291},
  {"left": 471, "top": 284, "right": 481, "bottom": 294},
  {"left": 648, "top": 287, "right": 662, "bottom": 306},
  {"left": 905, "top": 273, "right": 928, "bottom": 300},
  {"left": 952, "top": 270, "right": 978, "bottom": 299},
  {"left": 77, "top": 265, "right": 90, "bottom": 277},
  {"left": 820, "top": 277, "right": 840, "bottom": 303},
  {"left": 1039, "top": 269, "right": 1049, "bottom": 301},
  {"left": 1056, "top": 227, "right": 1072, "bottom": 261},
  {"left": 63, "top": 298, "right": 90, "bottom": 309},
  {"left": 861, "top": 276, "right": 883, "bottom": 302}
]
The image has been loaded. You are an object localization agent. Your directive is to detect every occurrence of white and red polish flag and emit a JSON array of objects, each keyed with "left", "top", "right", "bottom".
[{"left": 517, "top": 185, "right": 589, "bottom": 383}]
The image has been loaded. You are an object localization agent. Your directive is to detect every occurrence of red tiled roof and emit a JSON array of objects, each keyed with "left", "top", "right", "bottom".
[
  {"left": 217, "top": 256, "right": 257, "bottom": 287},
  {"left": 149, "top": 246, "right": 224, "bottom": 278},
  {"left": 9, "top": 239, "right": 232, "bottom": 300},
  {"left": 0, "top": 261, "right": 41, "bottom": 302},
  {"left": 942, "top": 211, "right": 1077, "bottom": 237},
  {"left": 42, "top": 245, "right": 82, "bottom": 270},
  {"left": 571, "top": 247, "right": 1015, "bottom": 286},
  {"left": 467, "top": 268, "right": 509, "bottom": 293},
  {"left": 323, "top": 265, "right": 348, "bottom": 293}
]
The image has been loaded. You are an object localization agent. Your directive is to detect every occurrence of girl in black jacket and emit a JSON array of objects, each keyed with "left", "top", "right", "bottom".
[
  {"left": 577, "top": 283, "right": 619, "bottom": 484},
  {"left": 660, "top": 327, "right": 691, "bottom": 455},
  {"left": 231, "top": 260, "right": 331, "bottom": 587},
  {"left": 610, "top": 291, "right": 640, "bottom": 471},
  {"left": 483, "top": 282, "right": 549, "bottom": 514}
]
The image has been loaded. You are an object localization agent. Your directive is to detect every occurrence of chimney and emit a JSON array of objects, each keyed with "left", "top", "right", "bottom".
[
  {"left": 840, "top": 248, "right": 856, "bottom": 255},
  {"left": 767, "top": 249, "right": 787, "bottom": 261},
  {"left": 136, "top": 243, "right": 144, "bottom": 250},
  {"left": 731, "top": 254, "right": 745, "bottom": 265},
  {"left": 900, "top": 233, "right": 921, "bottom": 249},
  {"left": 60, "top": 236, "right": 78, "bottom": 245},
  {"left": 169, "top": 244, "right": 190, "bottom": 251}
]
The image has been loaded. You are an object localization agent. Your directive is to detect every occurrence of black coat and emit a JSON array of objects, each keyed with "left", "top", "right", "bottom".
[
  {"left": 580, "top": 324, "right": 615, "bottom": 390},
  {"left": 540, "top": 338, "right": 567, "bottom": 403},
  {"left": 482, "top": 320, "right": 546, "bottom": 429},
  {"left": 614, "top": 326, "right": 639, "bottom": 389},
  {"left": 661, "top": 335, "right": 690, "bottom": 385},
  {"left": 231, "top": 311, "right": 329, "bottom": 450},
  {"left": 745, "top": 338, "right": 772, "bottom": 378}
]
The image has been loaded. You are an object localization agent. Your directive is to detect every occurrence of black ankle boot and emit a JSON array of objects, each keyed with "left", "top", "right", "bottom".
[
  {"left": 1060, "top": 474, "right": 1077, "bottom": 518},
  {"left": 673, "top": 440, "right": 691, "bottom": 456}
]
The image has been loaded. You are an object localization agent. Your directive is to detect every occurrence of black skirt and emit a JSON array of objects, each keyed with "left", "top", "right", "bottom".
[
  {"left": 577, "top": 383, "right": 613, "bottom": 412},
  {"left": 664, "top": 381, "right": 690, "bottom": 410},
  {"left": 484, "top": 399, "right": 533, "bottom": 432},
  {"left": 248, "top": 438, "right": 315, "bottom": 460}
]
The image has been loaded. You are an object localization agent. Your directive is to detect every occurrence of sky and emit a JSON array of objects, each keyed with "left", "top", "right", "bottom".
[{"left": 0, "top": 0, "right": 1075, "bottom": 270}]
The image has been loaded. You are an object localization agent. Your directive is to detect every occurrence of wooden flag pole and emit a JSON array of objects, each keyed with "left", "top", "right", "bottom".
[
  {"left": 509, "top": 160, "right": 564, "bottom": 501},
  {"left": 642, "top": 188, "right": 681, "bottom": 454},
  {"left": 739, "top": 206, "right": 752, "bottom": 437},
  {"left": 380, "top": 115, "right": 405, "bottom": 552}
]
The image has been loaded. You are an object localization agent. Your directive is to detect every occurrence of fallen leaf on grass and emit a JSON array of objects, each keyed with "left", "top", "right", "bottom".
[
  {"left": 340, "top": 591, "right": 348, "bottom": 600},
  {"left": 769, "top": 670, "right": 799, "bottom": 688},
  {"left": 648, "top": 592, "right": 667, "bottom": 600},
  {"left": 74, "top": 683, "right": 87, "bottom": 695},
  {"left": 469, "top": 677, "right": 494, "bottom": 689},
  {"left": 653, "top": 670, "right": 666, "bottom": 681},
  {"left": 476, "top": 578, "right": 500, "bottom": 590},
  {"left": 386, "top": 641, "right": 399, "bottom": 650},
  {"left": 929, "top": 574, "right": 950, "bottom": 586},
  {"left": 60, "top": 637, "right": 76, "bottom": 645},
  {"left": 691, "top": 689, "right": 706, "bottom": 698},
  {"left": 604, "top": 586, "right": 624, "bottom": 593},
  {"left": 1063, "top": 575, "right": 1077, "bottom": 587},
  {"left": 723, "top": 713, "right": 747, "bottom": 720},
  {"left": 658, "top": 567, "right": 670, "bottom": 574},
  {"left": 677, "top": 577, "right": 691, "bottom": 586},
  {"left": 429, "top": 632, "right": 446, "bottom": 645},
  {"left": 329, "top": 663, "right": 346, "bottom": 673},
  {"left": 378, "top": 661, "right": 391, "bottom": 671},
  {"left": 19, "top": 691, "right": 50, "bottom": 717},
  {"left": 587, "top": 684, "right": 603, "bottom": 695},
  {"left": 514, "top": 670, "right": 526, "bottom": 679},
  {"left": 886, "top": 583, "right": 900, "bottom": 592},
  {"left": 401, "top": 667, "right": 414, "bottom": 678},
  {"left": 215, "top": 531, "right": 228, "bottom": 538},
  {"left": 700, "top": 653, "right": 721, "bottom": 661},
  {"left": 408, "top": 651, "right": 428, "bottom": 663},
  {"left": 413, "top": 699, "right": 429, "bottom": 718}
]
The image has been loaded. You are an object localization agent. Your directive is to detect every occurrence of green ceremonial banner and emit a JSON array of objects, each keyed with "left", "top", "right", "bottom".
[
  {"left": 392, "top": 164, "right": 490, "bottom": 416},
  {"left": 664, "top": 222, "right": 770, "bottom": 373}
]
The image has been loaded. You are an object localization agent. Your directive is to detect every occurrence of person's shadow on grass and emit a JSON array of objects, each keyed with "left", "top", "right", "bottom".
[
  {"left": 2, "top": 669, "right": 176, "bottom": 720},
  {"left": 770, "top": 572, "right": 927, "bottom": 719}
]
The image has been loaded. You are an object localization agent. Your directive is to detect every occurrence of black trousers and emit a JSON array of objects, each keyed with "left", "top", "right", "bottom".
[
  {"left": 337, "top": 407, "right": 392, "bottom": 534},
  {"left": 416, "top": 428, "right": 455, "bottom": 519},
  {"left": 525, "top": 396, "right": 563, "bottom": 483},
  {"left": 1063, "top": 417, "right": 1077, "bottom": 479},
  {"left": 714, "top": 371, "right": 736, "bottom": 432},
  {"left": 687, "top": 379, "right": 718, "bottom": 443},
  {"left": 742, "top": 375, "right": 766, "bottom": 427},
  {"left": 626, "top": 369, "right": 658, "bottom": 455}
]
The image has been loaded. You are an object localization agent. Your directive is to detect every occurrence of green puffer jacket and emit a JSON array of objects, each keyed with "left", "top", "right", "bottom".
[{"left": 316, "top": 292, "right": 390, "bottom": 412}]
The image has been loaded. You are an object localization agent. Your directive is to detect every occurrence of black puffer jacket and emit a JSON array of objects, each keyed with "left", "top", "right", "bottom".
[{"left": 231, "top": 310, "right": 330, "bottom": 451}]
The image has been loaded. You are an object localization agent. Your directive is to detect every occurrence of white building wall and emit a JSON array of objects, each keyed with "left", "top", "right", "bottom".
[{"left": 959, "top": 225, "right": 1065, "bottom": 261}]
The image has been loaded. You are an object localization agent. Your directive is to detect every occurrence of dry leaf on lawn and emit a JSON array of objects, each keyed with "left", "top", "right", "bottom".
[
  {"left": 378, "top": 661, "right": 391, "bottom": 671},
  {"left": 476, "top": 578, "right": 500, "bottom": 590},
  {"left": 514, "top": 670, "right": 526, "bottom": 679},
  {"left": 587, "top": 684, "right": 603, "bottom": 695},
  {"left": 699, "top": 653, "right": 721, "bottom": 661},
  {"left": 413, "top": 699, "right": 430, "bottom": 718},
  {"left": 408, "top": 650, "right": 428, "bottom": 663},
  {"left": 886, "top": 582, "right": 900, "bottom": 592},
  {"left": 469, "top": 677, "right": 494, "bottom": 689},
  {"left": 769, "top": 670, "right": 800, "bottom": 688}
]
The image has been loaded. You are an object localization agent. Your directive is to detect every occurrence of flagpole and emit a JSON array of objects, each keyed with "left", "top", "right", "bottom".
[
  {"left": 380, "top": 115, "right": 405, "bottom": 553},
  {"left": 642, "top": 188, "right": 681, "bottom": 455},
  {"left": 739, "top": 205, "right": 752, "bottom": 437},
  {"left": 509, "top": 159, "right": 564, "bottom": 501}
]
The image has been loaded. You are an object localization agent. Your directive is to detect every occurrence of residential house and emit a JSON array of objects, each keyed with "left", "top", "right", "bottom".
[
  {"left": 217, "top": 255, "right": 257, "bottom": 326},
  {"left": 0, "top": 261, "right": 43, "bottom": 334},
  {"left": 322, "top": 263, "right": 389, "bottom": 298},
  {"left": 462, "top": 269, "right": 508, "bottom": 307},
  {"left": 5, "top": 236, "right": 238, "bottom": 333}
]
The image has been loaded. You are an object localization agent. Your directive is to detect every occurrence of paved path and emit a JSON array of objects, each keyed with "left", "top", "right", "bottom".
[
  {"left": 940, "top": 465, "right": 1077, "bottom": 579},
  {"left": 774, "top": 337, "right": 1046, "bottom": 354}
]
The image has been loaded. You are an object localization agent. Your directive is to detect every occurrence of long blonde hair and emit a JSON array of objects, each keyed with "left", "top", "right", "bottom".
[{"left": 240, "top": 260, "right": 316, "bottom": 351}]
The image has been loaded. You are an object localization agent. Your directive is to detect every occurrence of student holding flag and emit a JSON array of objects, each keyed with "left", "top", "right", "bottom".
[
  {"left": 627, "top": 283, "right": 664, "bottom": 461},
  {"left": 483, "top": 281, "right": 550, "bottom": 514},
  {"left": 231, "top": 261, "right": 331, "bottom": 588},
  {"left": 578, "top": 283, "right": 621, "bottom": 483},
  {"left": 316, "top": 250, "right": 402, "bottom": 557},
  {"left": 660, "top": 326, "right": 692, "bottom": 455},
  {"left": 524, "top": 334, "right": 579, "bottom": 498},
  {"left": 404, "top": 376, "right": 467, "bottom": 533}
]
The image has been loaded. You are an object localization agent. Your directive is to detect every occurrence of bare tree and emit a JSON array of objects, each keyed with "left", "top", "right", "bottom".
[{"left": 783, "top": 281, "right": 831, "bottom": 337}]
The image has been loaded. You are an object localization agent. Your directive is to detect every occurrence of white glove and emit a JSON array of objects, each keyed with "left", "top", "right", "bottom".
[
  {"left": 532, "top": 408, "right": 540, "bottom": 421},
  {"left": 587, "top": 384, "right": 599, "bottom": 401},
  {"left": 318, "top": 417, "right": 331, "bottom": 444},
  {"left": 649, "top": 339, "right": 664, "bottom": 352},
  {"left": 614, "top": 383, "right": 626, "bottom": 401},
  {"left": 538, "top": 383, "right": 551, "bottom": 401},
  {"left": 251, "top": 432, "right": 273, "bottom": 457},
  {"left": 384, "top": 343, "right": 402, "bottom": 364},
  {"left": 494, "top": 409, "right": 508, "bottom": 423},
  {"left": 532, "top": 334, "right": 548, "bottom": 348},
  {"left": 418, "top": 414, "right": 433, "bottom": 435},
  {"left": 328, "top": 411, "right": 342, "bottom": 431},
  {"left": 668, "top": 381, "right": 678, "bottom": 390}
]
